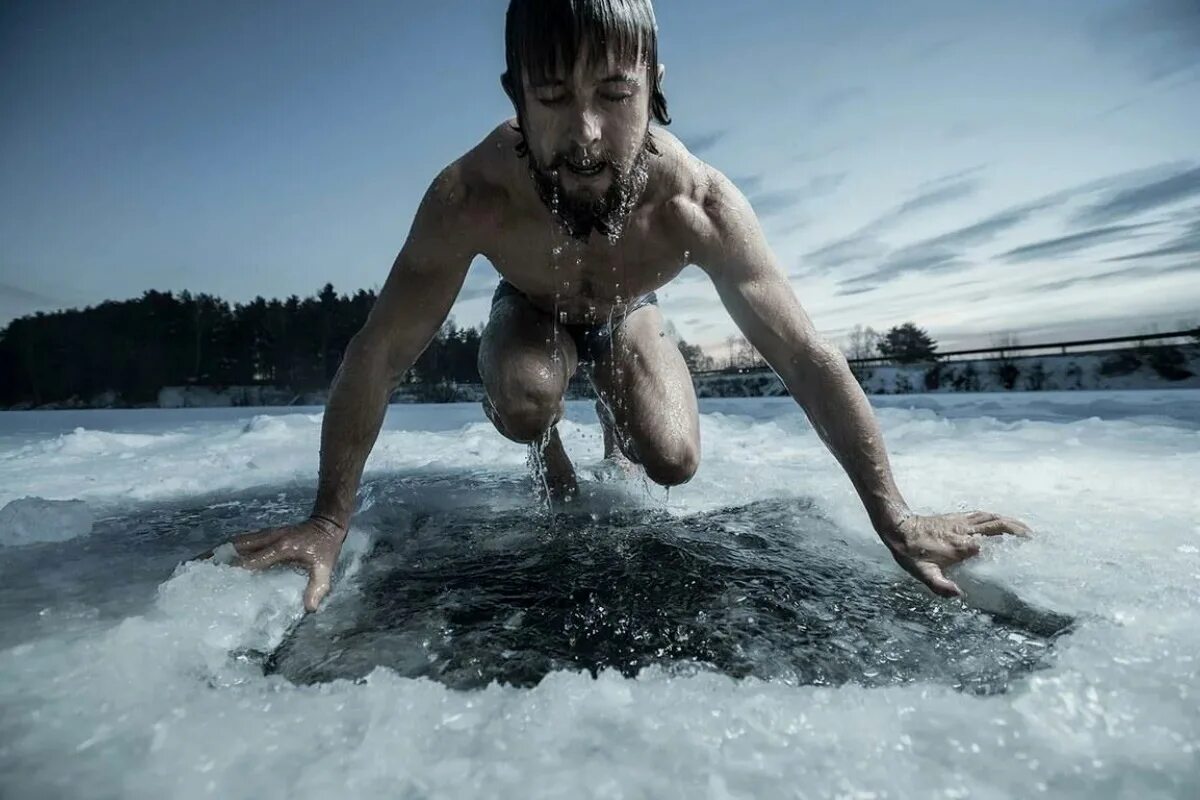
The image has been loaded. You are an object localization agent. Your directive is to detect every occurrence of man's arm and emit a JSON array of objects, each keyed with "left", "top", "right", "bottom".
[
  {"left": 216, "top": 162, "right": 479, "bottom": 611},
  {"left": 311, "top": 163, "right": 479, "bottom": 528},
  {"left": 686, "top": 167, "right": 1030, "bottom": 597}
]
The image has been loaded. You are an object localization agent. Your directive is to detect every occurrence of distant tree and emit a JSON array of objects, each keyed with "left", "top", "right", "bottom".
[
  {"left": 923, "top": 362, "right": 944, "bottom": 391},
  {"left": 677, "top": 339, "right": 713, "bottom": 372},
  {"left": 878, "top": 322, "right": 939, "bottom": 364},
  {"left": 725, "top": 333, "right": 763, "bottom": 369},
  {"left": 1023, "top": 362, "right": 1048, "bottom": 391},
  {"left": 843, "top": 324, "right": 881, "bottom": 362},
  {"left": 991, "top": 332, "right": 1021, "bottom": 390},
  {"left": 992, "top": 332, "right": 1020, "bottom": 357}
]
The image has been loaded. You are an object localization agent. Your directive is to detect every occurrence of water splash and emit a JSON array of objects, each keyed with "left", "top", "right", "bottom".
[{"left": 267, "top": 494, "right": 1074, "bottom": 692}]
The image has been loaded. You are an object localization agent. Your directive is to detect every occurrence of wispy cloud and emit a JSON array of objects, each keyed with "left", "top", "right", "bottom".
[
  {"left": 746, "top": 189, "right": 806, "bottom": 218},
  {"left": 1088, "top": 0, "right": 1200, "bottom": 82},
  {"left": 729, "top": 174, "right": 764, "bottom": 195},
  {"left": 835, "top": 246, "right": 964, "bottom": 295},
  {"left": 679, "top": 129, "right": 727, "bottom": 157},
  {"left": 1074, "top": 164, "right": 1200, "bottom": 226},
  {"left": 808, "top": 86, "right": 868, "bottom": 118},
  {"left": 0, "top": 281, "right": 64, "bottom": 307},
  {"left": 1105, "top": 217, "right": 1200, "bottom": 262},
  {"left": 1000, "top": 223, "right": 1156, "bottom": 262},
  {"left": 804, "top": 172, "right": 847, "bottom": 198},
  {"left": 453, "top": 259, "right": 501, "bottom": 304},
  {"left": 803, "top": 234, "right": 889, "bottom": 272},
  {"left": 1028, "top": 266, "right": 1147, "bottom": 293},
  {"left": 924, "top": 200, "right": 1057, "bottom": 249},
  {"left": 887, "top": 175, "right": 980, "bottom": 219},
  {"left": 802, "top": 170, "right": 980, "bottom": 272}
]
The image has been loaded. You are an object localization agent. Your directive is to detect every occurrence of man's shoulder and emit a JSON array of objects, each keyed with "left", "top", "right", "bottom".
[
  {"left": 454, "top": 120, "right": 523, "bottom": 194},
  {"left": 423, "top": 121, "right": 522, "bottom": 224},
  {"left": 649, "top": 129, "right": 740, "bottom": 247}
]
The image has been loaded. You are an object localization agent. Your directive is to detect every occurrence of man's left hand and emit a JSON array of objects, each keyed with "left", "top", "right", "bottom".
[{"left": 879, "top": 510, "right": 1032, "bottom": 597}]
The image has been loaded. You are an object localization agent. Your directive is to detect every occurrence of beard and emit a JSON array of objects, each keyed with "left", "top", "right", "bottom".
[{"left": 527, "top": 132, "right": 652, "bottom": 243}]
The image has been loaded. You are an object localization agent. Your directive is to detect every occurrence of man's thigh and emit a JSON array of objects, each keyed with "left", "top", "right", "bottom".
[{"left": 588, "top": 305, "right": 701, "bottom": 480}]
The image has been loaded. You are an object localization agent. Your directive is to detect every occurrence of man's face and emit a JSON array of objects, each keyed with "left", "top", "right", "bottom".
[{"left": 517, "top": 42, "right": 655, "bottom": 240}]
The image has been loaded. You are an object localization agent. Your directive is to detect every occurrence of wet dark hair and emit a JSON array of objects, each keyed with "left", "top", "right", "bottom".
[{"left": 502, "top": 0, "right": 671, "bottom": 157}]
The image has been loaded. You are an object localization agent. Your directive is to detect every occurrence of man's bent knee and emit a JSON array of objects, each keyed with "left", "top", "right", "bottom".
[
  {"left": 641, "top": 440, "right": 700, "bottom": 487},
  {"left": 484, "top": 391, "right": 563, "bottom": 443}
]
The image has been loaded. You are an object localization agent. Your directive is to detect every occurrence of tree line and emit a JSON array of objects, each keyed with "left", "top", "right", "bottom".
[{"left": 0, "top": 284, "right": 717, "bottom": 407}]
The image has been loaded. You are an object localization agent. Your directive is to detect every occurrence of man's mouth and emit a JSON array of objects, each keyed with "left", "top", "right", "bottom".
[{"left": 561, "top": 158, "right": 606, "bottom": 177}]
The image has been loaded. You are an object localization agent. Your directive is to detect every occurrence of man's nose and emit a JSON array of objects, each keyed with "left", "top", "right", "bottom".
[{"left": 566, "top": 104, "right": 602, "bottom": 152}]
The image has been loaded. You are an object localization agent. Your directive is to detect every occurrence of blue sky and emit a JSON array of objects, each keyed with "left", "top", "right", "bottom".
[{"left": 2, "top": 0, "right": 1198, "bottom": 353}]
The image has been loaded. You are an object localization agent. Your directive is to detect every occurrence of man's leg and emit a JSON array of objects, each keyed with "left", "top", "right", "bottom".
[
  {"left": 588, "top": 305, "right": 701, "bottom": 487},
  {"left": 478, "top": 291, "right": 580, "bottom": 498}
]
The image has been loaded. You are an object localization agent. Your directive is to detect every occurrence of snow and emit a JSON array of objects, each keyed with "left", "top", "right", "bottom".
[{"left": 0, "top": 390, "right": 1198, "bottom": 798}]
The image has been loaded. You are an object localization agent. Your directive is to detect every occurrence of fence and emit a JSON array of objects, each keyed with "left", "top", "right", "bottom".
[{"left": 694, "top": 328, "right": 1200, "bottom": 376}]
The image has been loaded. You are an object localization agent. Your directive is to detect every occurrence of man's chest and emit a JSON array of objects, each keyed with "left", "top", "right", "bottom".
[{"left": 479, "top": 204, "right": 693, "bottom": 316}]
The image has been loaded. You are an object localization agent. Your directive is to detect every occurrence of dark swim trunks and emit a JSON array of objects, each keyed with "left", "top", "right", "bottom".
[{"left": 490, "top": 279, "right": 659, "bottom": 364}]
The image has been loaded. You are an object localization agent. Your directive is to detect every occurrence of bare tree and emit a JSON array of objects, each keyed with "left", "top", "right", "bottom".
[
  {"left": 991, "top": 332, "right": 1020, "bottom": 358},
  {"left": 844, "top": 324, "right": 881, "bottom": 361}
]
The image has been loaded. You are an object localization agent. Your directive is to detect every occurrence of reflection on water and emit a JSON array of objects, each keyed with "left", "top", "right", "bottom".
[{"left": 267, "top": 477, "right": 1073, "bottom": 694}]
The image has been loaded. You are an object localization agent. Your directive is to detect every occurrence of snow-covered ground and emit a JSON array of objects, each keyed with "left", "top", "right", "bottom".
[{"left": 0, "top": 391, "right": 1197, "bottom": 798}]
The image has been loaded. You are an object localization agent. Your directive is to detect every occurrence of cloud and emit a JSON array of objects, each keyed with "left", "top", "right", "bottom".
[
  {"left": 887, "top": 175, "right": 980, "bottom": 219},
  {"left": 729, "top": 174, "right": 764, "bottom": 195},
  {"left": 804, "top": 172, "right": 847, "bottom": 198},
  {"left": 834, "top": 285, "right": 875, "bottom": 297},
  {"left": 804, "top": 163, "right": 1197, "bottom": 288},
  {"left": 922, "top": 200, "right": 1057, "bottom": 250},
  {"left": 804, "top": 234, "right": 889, "bottom": 272},
  {"left": 1028, "top": 266, "right": 1148, "bottom": 293},
  {"left": 679, "top": 130, "right": 727, "bottom": 157},
  {"left": 808, "top": 86, "right": 868, "bottom": 119},
  {"left": 834, "top": 246, "right": 964, "bottom": 295},
  {"left": 727, "top": 172, "right": 846, "bottom": 229},
  {"left": 1156, "top": 260, "right": 1200, "bottom": 276},
  {"left": 746, "top": 189, "right": 806, "bottom": 218},
  {"left": 802, "top": 170, "right": 980, "bottom": 272},
  {"left": 0, "top": 281, "right": 64, "bottom": 307},
  {"left": 1000, "top": 223, "right": 1156, "bottom": 262},
  {"left": 1088, "top": 0, "right": 1200, "bottom": 82},
  {"left": 1074, "top": 165, "right": 1200, "bottom": 226},
  {"left": 453, "top": 258, "right": 501, "bottom": 304},
  {"left": 1105, "top": 217, "right": 1200, "bottom": 262}
]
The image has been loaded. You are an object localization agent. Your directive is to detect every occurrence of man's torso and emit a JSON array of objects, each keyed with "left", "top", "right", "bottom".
[{"left": 456, "top": 120, "right": 715, "bottom": 325}]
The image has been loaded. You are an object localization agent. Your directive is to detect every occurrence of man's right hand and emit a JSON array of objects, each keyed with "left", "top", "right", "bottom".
[{"left": 194, "top": 516, "right": 347, "bottom": 612}]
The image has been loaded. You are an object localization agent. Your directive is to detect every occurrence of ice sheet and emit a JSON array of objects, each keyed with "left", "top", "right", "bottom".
[{"left": 0, "top": 391, "right": 1197, "bottom": 798}]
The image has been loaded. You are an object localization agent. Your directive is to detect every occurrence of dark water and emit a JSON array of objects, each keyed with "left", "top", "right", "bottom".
[{"left": 266, "top": 477, "right": 1074, "bottom": 694}]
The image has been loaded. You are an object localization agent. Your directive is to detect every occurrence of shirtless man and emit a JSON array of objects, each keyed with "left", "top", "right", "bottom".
[{"left": 216, "top": 0, "right": 1031, "bottom": 612}]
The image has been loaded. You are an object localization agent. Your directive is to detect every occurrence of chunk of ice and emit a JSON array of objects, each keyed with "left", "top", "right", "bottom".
[{"left": 0, "top": 496, "right": 94, "bottom": 547}]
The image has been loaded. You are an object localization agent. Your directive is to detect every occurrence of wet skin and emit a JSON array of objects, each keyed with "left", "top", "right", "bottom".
[{"left": 206, "top": 50, "right": 1033, "bottom": 611}]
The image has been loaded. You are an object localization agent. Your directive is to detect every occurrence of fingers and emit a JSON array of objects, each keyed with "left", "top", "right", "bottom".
[
  {"left": 912, "top": 560, "right": 961, "bottom": 598},
  {"left": 970, "top": 516, "right": 1033, "bottom": 537},
  {"left": 304, "top": 562, "right": 332, "bottom": 612},
  {"left": 231, "top": 527, "right": 288, "bottom": 555},
  {"left": 228, "top": 538, "right": 335, "bottom": 612},
  {"left": 235, "top": 543, "right": 304, "bottom": 572}
]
